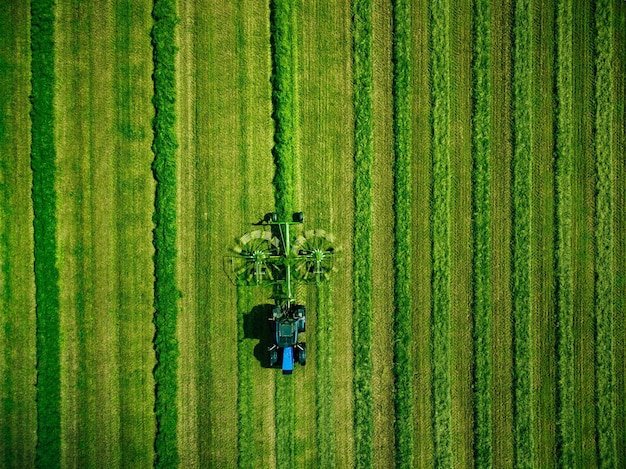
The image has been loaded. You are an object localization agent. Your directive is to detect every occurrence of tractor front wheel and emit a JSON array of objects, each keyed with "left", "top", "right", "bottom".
[
  {"left": 269, "top": 348, "right": 278, "bottom": 367},
  {"left": 297, "top": 343, "right": 306, "bottom": 366}
]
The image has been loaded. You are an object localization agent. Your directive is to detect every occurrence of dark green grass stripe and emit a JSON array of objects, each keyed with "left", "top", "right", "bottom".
[
  {"left": 429, "top": 0, "right": 452, "bottom": 467},
  {"left": 555, "top": 0, "right": 575, "bottom": 465},
  {"left": 511, "top": 0, "right": 533, "bottom": 466},
  {"left": 151, "top": 1, "right": 179, "bottom": 467},
  {"left": 594, "top": 0, "right": 616, "bottom": 466},
  {"left": 30, "top": 0, "right": 61, "bottom": 467},
  {"left": 236, "top": 286, "right": 255, "bottom": 469},
  {"left": 270, "top": 0, "right": 296, "bottom": 220},
  {"left": 471, "top": 0, "right": 492, "bottom": 465},
  {"left": 352, "top": 0, "right": 374, "bottom": 466},
  {"left": 391, "top": 0, "right": 414, "bottom": 467},
  {"left": 316, "top": 283, "right": 335, "bottom": 467},
  {"left": 275, "top": 376, "right": 295, "bottom": 469}
]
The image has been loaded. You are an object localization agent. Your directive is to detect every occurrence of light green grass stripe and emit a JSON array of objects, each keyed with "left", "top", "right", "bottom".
[
  {"left": 236, "top": 286, "right": 256, "bottom": 469},
  {"left": 511, "top": 0, "right": 533, "bottom": 467},
  {"left": 594, "top": 0, "right": 616, "bottom": 466},
  {"left": 471, "top": 0, "right": 492, "bottom": 466},
  {"left": 151, "top": 0, "right": 179, "bottom": 467},
  {"left": 30, "top": 0, "right": 61, "bottom": 467},
  {"left": 429, "top": 0, "right": 452, "bottom": 466},
  {"left": 316, "top": 283, "right": 335, "bottom": 467},
  {"left": 352, "top": 0, "right": 374, "bottom": 466},
  {"left": 554, "top": 0, "right": 575, "bottom": 465},
  {"left": 391, "top": 0, "right": 414, "bottom": 467}
]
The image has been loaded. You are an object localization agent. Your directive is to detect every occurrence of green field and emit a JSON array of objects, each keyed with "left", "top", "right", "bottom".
[{"left": 1, "top": 0, "right": 625, "bottom": 467}]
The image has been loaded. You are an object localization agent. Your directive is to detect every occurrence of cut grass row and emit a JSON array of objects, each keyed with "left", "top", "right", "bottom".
[
  {"left": 352, "top": 0, "right": 374, "bottom": 466},
  {"left": 512, "top": 0, "right": 533, "bottom": 466},
  {"left": 429, "top": 0, "right": 452, "bottom": 466},
  {"left": 30, "top": 0, "right": 61, "bottom": 467},
  {"left": 151, "top": 0, "right": 179, "bottom": 467},
  {"left": 594, "top": 0, "right": 616, "bottom": 465},
  {"left": 554, "top": 0, "right": 575, "bottom": 465},
  {"left": 470, "top": 0, "right": 492, "bottom": 465},
  {"left": 391, "top": 0, "right": 414, "bottom": 467},
  {"left": 270, "top": 1, "right": 296, "bottom": 468}
]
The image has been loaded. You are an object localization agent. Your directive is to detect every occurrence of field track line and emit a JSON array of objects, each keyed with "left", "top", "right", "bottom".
[
  {"left": 352, "top": 0, "right": 375, "bottom": 466},
  {"left": 593, "top": 0, "right": 616, "bottom": 465},
  {"left": 470, "top": 0, "right": 492, "bottom": 464},
  {"left": 511, "top": 0, "right": 533, "bottom": 465},
  {"left": 410, "top": 0, "right": 434, "bottom": 465},
  {"left": 489, "top": 1, "right": 514, "bottom": 466},
  {"left": 390, "top": 0, "right": 414, "bottom": 466},
  {"left": 151, "top": 0, "right": 180, "bottom": 466},
  {"left": 555, "top": 0, "right": 575, "bottom": 464},
  {"left": 429, "top": 0, "right": 453, "bottom": 465},
  {"left": 30, "top": 0, "right": 62, "bottom": 466},
  {"left": 531, "top": 0, "right": 557, "bottom": 464},
  {"left": 0, "top": 1, "right": 37, "bottom": 466},
  {"left": 612, "top": 1, "right": 626, "bottom": 463},
  {"left": 449, "top": 0, "right": 474, "bottom": 465}
]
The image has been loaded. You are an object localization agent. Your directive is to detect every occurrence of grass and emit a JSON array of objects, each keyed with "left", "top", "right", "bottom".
[
  {"left": 316, "top": 283, "right": 335, "bottom": 467},
  {"left": 352, "top": 0, "right": 374, "bottom": 466},
  {"left": 151, "top": 0, "right": 179, "bottom": 467},
  {"left": 391, "top": 0, "right": 414, "bottom": 467},
  {"left": 511, "top": 0, "right": 533, "bottom": 465},
  {"left": 471, "top": 0, "right": 492, "bottom": 465},
  {"left": 555, "top": 0, "right": 575, "bottom": 464},
  {"left": 594, "top": 0, "right": 616, "bottom": 465},
  {"left": 30, "top": 0, "right": 61, "bottom": 466},
  {"left": 429, "top": 0, "right": 452, "bottom": 466}
]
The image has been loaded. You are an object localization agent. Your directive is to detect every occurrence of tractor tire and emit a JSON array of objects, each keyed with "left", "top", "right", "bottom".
[
  {"left": 299, "top": 319, "right": 306, "bottom": 333},
  {"left": 292, "top": 212, "right": 304, "bottom": 223},
  {"left": 269, "top": 348, "right": 278, "bottom": 367},
  {"left": 297, "top": 343, "right": 306, "bottom": 366}
]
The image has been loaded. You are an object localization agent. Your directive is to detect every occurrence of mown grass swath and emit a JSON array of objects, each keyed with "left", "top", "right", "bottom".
[
  {"left": 236, "top": 286, "right": 255, "bottom": 469},
  {"left": 511, "top": 0, "right": 533, "bottom": 466},
  {"left": 151, "top": 1, "right": 179, "bottom": 467},
  {"left": 352, "top": 0, "right": 374, "bottom": 466},
  {"left": 30, "top": 0, "right": 61, "bottom": 466},
  {"left": 316, "top": 283, "right": 335, "bottom": 467},
  {"left": 391, "top": 0, "right": 413, "bottom": 467},
  {"left": 471, "top": 0, "right": 492, "bottom": 465},
  {"left": 429, "top": 0, "right": 452, "bottom": 466},
  {"left": 594, "top": 0, "right": 616, "bottom": 465},
  {"left": 269, "top": 1, "right": 296, "bottom": 467},
  {"left": 554, "top": 0, "right": 575, "bottom": 464}
]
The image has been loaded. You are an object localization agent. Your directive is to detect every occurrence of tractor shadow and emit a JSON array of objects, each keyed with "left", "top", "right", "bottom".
[{"left": 243, "top": 303, "right": 276, "bottom": 368}]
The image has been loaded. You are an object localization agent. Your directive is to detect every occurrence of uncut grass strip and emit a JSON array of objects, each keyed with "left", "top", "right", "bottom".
[
  {"left": 151, "top": 1, "right": 180, "bottom": 467},
  {"left": 352, "top": 0, "right": 374, "bottom": 467},
  {"left": 316, "top": 282, "right": 335, "bottom": 467},
  {"left": 594, "top": 0, "right": 616, "bottom": 465},
  {"left": 237, "top": 286, "right": 256, "bottom": 469},
  {"left": 391, "top": 0, "right": 414, "bottom": 467},
  {"left": 471, "top": 0, "right": 492, "bottom": 466},
  {"left": 30, "top": 0, "right": 61, "bottom": 467},
  {"left": 429, "top": 0, "right": 452, "bottom": 466},
  {"left": 554, "top": 0, "right": 575, "bottom": 465},
  {"left": 511, "top": 0, "right": 533, "bottom": 466},
  {"left": 275, "top": 376, "right": 295, "bottom": 469}
]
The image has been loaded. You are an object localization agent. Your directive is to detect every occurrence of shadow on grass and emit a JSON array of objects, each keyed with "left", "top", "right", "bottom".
[{"left": 243, "top": 303, "right": 276, "bottom": 368}]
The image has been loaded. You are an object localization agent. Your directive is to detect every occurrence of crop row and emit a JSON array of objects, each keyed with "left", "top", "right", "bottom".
[
  {"left": 554, "top": 0, "right": 575, "bottom": 465},
  {"left": 30, "top": 0, "right": 61, "bottom": 467},
  {"left": 150, "top": 1, "right": 179, "bottom": 467},
  {"left": 511, "top": 0, "right": 534, "bottom": 466},
  {"left": 269, "top": 2, "right": 296, "bottom": 467},
  {"left": 316, "top": 284, "right": 335, "bottom": 466},
  {"left": 352, "top": 0, "right": 374, "bottom": 466},
  {"left": 470, "top": 0, "right": 492, "bottom": 465},
  {"left": 593, "top": 0, "right": 616, "bottom": 465},
  {"left": 236, "top": 287, "right": 256, "bottom": 469},
  {"left": 391, "top": 0, "right": 414, "bottom": 467},
  {"left": 429, "top": 0, "right": 452, "bottom": 466},
  {"left": 270, "top": 0, "right": 296, "bottom": 220}
]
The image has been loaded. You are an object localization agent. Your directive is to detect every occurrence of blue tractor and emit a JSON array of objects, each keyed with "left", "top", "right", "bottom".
[{"left": 230, "top": 212, "right": 334, "bottom": 374}]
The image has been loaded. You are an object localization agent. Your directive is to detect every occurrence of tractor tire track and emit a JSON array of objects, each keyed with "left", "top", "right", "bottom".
[{"left": 0, "top": 1, "right": 37, "bottom": 466}]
